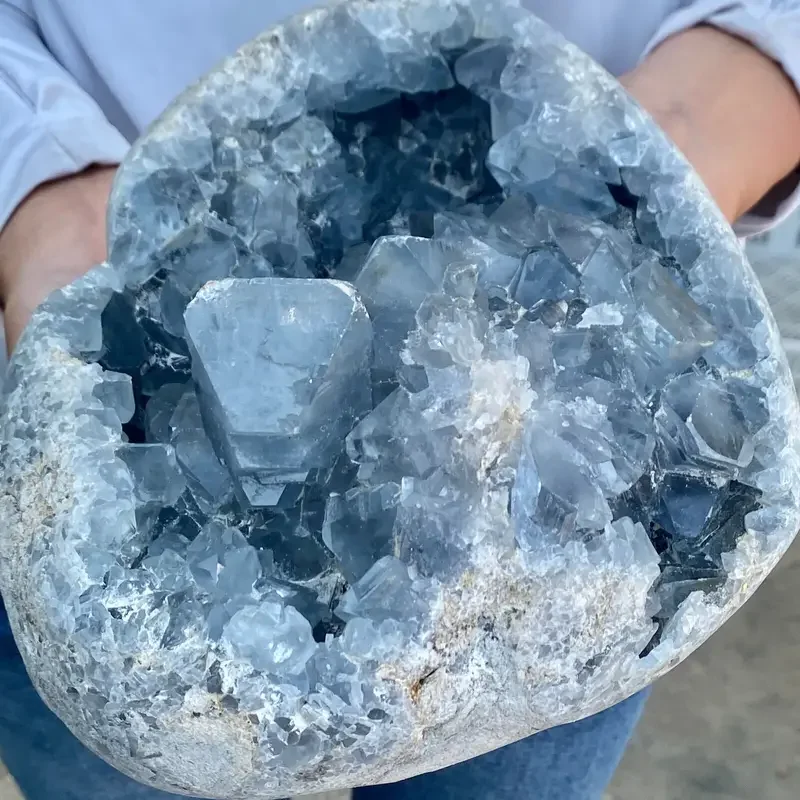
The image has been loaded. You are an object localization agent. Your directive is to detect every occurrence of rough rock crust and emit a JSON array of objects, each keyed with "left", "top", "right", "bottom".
[{"left": 1, "top": 1, "right": 799, "bottom": 797}]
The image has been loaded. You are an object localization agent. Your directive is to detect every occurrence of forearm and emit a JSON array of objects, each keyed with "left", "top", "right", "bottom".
[
  {"left": 0, "top": 165, "right": 114, "bottom": 352},
  {"left": 0, "top": 2, "right": 128, "bottom": 354},
  {"left": 621, "top": 25, "right": 800, "bottom": 223}
]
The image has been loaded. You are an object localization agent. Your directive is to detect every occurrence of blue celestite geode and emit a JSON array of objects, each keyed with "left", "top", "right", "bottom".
[{"left": 1, "top": 0, "right": 800, "bottom": 797}]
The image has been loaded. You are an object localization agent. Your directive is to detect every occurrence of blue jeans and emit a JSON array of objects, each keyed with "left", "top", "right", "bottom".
[{"left": 0, "top": 605, "right": 648, "bottom": 800}]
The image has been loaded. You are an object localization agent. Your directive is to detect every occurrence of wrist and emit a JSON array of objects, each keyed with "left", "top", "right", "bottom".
[
  {"left": 622, "top": 76, "right": 745, "bottom": 221},
  {"left": 0, "top": 165, "right": 115, "bottom": 307},
  {"left": 621, "top": 26, "right": 800, "bottom": 222}
]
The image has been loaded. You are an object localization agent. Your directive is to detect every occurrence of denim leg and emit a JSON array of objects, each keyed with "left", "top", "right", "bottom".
[
  {"left": 0, "top": 602, "right": 200, "bottom": 800},
  {"left": 0, "top": 597, "right": 647, "bottom": 800},
  {"left": 354, "top": 688, "right": 650, "bottom": 800}
]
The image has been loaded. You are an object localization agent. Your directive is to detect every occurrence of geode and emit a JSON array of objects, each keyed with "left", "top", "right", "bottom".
[{"left": 1, "top": 0, "right": 799, "bottom": 797}]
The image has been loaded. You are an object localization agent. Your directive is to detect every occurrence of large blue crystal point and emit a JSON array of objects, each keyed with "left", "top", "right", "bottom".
[{"left": 184, "top": 277, "right": 372, "bottom": 506}]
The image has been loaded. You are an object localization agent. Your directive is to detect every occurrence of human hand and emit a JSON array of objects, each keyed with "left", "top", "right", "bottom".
[
  {"left": 0, "top": 165, "right": 116, "bottom": 355},
  {"left": 621, "top": 25, "right": 800, "bottom": 224}
]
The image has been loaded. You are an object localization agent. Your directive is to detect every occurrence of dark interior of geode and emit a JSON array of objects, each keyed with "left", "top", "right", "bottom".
[{"left": 93, "top": 26, "right": 767, "bottom": 660}]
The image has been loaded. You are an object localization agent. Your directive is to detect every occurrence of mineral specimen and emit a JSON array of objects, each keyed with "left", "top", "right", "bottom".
[{"left": 1, "top": 0, "right": 799, "bottom": 798}]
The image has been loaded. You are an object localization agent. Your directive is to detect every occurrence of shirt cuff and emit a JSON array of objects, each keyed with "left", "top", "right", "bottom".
[
  {"left": 0, "top": 114, "right": 130, "bottom": 233},
  {"left": 642, "top": 1, "right": 800, "bottom": 237}
]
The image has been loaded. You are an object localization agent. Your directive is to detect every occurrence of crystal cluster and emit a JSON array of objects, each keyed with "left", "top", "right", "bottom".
[{"left": 1, "top": 1, "right": 799, "bottom": 797}]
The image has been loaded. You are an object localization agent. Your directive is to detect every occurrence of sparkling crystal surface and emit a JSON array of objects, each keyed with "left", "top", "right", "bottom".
[
  {"left": 1, "top": 1, "right": 799, "bottom": 798},
  {"left": 184, "top": 277, "right": 372, "bottom": 506}
]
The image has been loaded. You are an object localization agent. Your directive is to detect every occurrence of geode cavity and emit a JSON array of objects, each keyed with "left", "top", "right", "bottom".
[{"left": 1, "top": 0, "right": 799, "bottom": 797}]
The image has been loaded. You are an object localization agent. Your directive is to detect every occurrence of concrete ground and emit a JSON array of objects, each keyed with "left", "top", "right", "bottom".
[
  {"left": 1, "top": 232, "right": 798, "bottom": 800},
  {"left": 608, "top": 537, "right": 800, "bottom": 800}
]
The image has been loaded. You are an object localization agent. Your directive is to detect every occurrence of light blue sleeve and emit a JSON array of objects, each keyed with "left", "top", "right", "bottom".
[
  {"left": 644, "top": 0, "right": 800, "bottom": 235},
  {"left": 0, "top": 1, "right": 129, "bottom": 231}
]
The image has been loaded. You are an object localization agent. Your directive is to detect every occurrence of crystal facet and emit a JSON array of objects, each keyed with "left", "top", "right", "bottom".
[{"left": 184, "top": 277, "right": 372, "bottom": 505}]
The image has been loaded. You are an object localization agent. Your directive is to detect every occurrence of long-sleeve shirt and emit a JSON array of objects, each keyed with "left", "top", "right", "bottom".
[{"left": 1, "top": 0, "right": 800, "bottom": 237}]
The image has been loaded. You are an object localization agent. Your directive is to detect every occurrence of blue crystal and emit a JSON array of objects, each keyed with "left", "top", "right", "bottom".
[
  {"left": 144, "top": 382, "right": 187, "bottom": 443},
  {"left": 515, "top": 247, "right": 580, "bottom": 306},
  {"left": 434, "top": 210, "right": 524, "bottom": 292},
  {"left": 336, "top": 556, "right": 422, "bottom": 623},
  {"left": 322, "top": 483, "right": 400, "bottom": 582},
  {"left": 657, "top": 473, "right": 722, "bottom": 540},
  {"left": 512, "top": 421, "right": 613, "bottom": 547},
  {"left": 222, "top": 601, "right": 316, "bottom": 675},
  {"left": 169, "top": 388, "right": 235, "bottom": 514},
  {"left": 210, "top": 169, "right": 303, "bottom": 271},
  {"left": 116, "top": 444, "right": 186, "bottom": 508},
  {"left": 454, "top": 39, "right": 514, "bottom": 100},
  {"left": 93, "top": 371, "right": 135, "bottom": 425},
  {"left": 185, "top": 521, "right": 260, "bottom": 599},
  {"left": 354, "top": 236, "right": 448, "bottom": 375},
  {"left": 580, "top": 239, "right": 635, "bottom": 315},
  {"left": 184, "top": 277, "right": 372, "bottom": 505},
  {"left": 6, "top": 3, "right": 799, "bottom": 796},
  {"left": 627, "top": 260, "right": 718, "bottom": 392}
]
